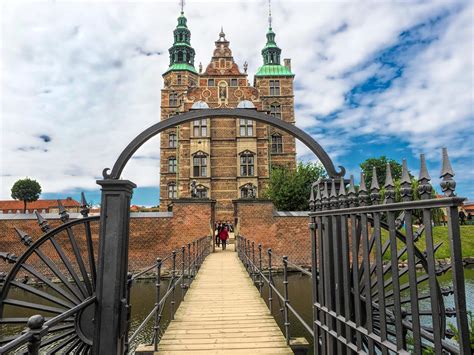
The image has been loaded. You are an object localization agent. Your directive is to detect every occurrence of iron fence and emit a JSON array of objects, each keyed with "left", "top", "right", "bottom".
[{"left": 238, "top": 148, "right": 471, "bottom": 355}]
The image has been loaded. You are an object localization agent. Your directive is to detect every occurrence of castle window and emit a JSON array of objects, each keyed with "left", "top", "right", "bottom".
[
  {"left": 240, "top": 119, "right": 253, "bottom": 136},
  {"left": 240, "top": 152, "right": 254, "bottom": 176},
  {"left": 196, "top": 185, "right": 208, "bottom": 198},
  {"left": 177, "top": 51, "right": 183, "bottom": 62},
  {"left": 208, "top": 79, "right": 215, "bottom": 87},
  {"left": 168, "top": 157, "right": 177, "bottom": 173},
  {"left": 193, "top": 153, "right": 207, "bottom": 177},
  {"left": 168, "top": 183, "right": 177, "bottom": 199},
  {"left": 177, "top": 74, "right": 182, "bottom": 85},
  {"left": 231, "top": 78, "right": 238, "bottom": 87},
  {"left": 169, "top": 133, "right": 177, "bottom": 148},
  {"left": 269, "top": 80, "right": 280, "bottom": 96},
  {"left": 270, "top": 103, "right": 281, "bottom": 119},
  {"left": 169, "top": 93, "right": 178, "bottom": 106},
  {"left": 271, "top": 135, "right": 283, "bottom": 153},
  {"left": 240, "top": 183, "right": 256, "bottom": 198},
  {"left": 193, "top": 119, "right": 207, "bottom": 137}
]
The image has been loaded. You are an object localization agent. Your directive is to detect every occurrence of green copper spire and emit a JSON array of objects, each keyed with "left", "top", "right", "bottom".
[
  {"left": 165, "top": 8, "right": 197, "bottom": 75},
  {"left": 255, "top": 1, "right": 293, "bottom": 77}
]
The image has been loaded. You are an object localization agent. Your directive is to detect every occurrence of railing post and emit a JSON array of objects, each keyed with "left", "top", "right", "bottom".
[
  {"left": 181, "top": 246, "right": 186, "bottom": 299},
  {"left": 93, "top": 179, "right": 136, "bottom": 355},
  {"left": 247, "top": 240, "right": 251, "bottom": 271},
  {"left": 192, "top": 241, "right": 196, "bottom": 276},
  {"left": 258, "top": 243, "right": 263, "bottom": 296},
  {"left": 187, "top": 242, "right": 191, "bottom": 281},
  {"left": 153, "top": 258, "right": 162, "bottom": 351},
  {"left": 171, "top": 250, "right": 176, "bottom": 320},
  {"left": 252, "top": 241, "right": 256, "bottom": 282},
  {"left": 268, "top": 248, "right": 273, "bottom": 313},
  {"left": 26, "top": 315, "right": 45, "bottom": 355},
  {"left": 283, "top": 256, "right": 290, "bottom": 345}
]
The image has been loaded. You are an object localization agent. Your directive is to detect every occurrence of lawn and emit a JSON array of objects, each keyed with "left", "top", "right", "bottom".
[{"left": 380, "top": 224, "right": 474, "bottom": 261}]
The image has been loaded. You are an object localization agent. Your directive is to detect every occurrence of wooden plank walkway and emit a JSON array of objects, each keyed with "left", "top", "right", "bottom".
[{"left": 138, "top": 244, "right": 293, "bottom": 354}]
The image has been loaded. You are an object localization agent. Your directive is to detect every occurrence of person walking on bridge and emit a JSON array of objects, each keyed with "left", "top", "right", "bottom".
[{"left": 219, "top": 226, "right": 229, "bottom": 250}]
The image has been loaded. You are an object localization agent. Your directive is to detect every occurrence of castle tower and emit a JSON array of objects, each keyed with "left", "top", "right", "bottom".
[{"left": 159, "top": 10, "right": 296, "bottom": 220}]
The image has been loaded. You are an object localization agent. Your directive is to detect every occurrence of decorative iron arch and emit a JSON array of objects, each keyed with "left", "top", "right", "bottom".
[{"left": 103, "top": 108, "right": 345, "bottom": 179}]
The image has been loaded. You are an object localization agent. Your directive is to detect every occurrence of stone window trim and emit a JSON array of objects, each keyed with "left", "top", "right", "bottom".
[
  {"left": 270, "top": 102, "right": 282, "bottom": 119},
  {"left": 195, "top": 184, "right": 208, "bottom": 198},
  {"left": 239, "top": 150, "right": 255, "bottom": 177},
  {"left": 177, "top": 74, "right": 182, "bottom": 85},
  {"left": 271, "top": 134, "right": 283, "bottom": 154},
  {"left": 269, "top": 80, "right": 281, "bottom": 96},
  {"left": 239, "top": 118, "right": 254, "bottom": 137},
  {"left": 168, "top": 183, "right": 177, "bottom": 199},
  {"left": 192, "top": 151, "right": 208, "bottom": 177},
  {"left": 208, "top": 78, "right": 215, "bottom": 87},
  {"left": 240, "top": 183, "right": 257, "bottom": 198},
  {"left": 193, "top": 118, "right": 208, "bottom": 137},
  {"left": 168, "top": 157, "right": 177, "bottom": 173},
  {"left": 230, "top": 78, "right": 238, "bottom": 87}
]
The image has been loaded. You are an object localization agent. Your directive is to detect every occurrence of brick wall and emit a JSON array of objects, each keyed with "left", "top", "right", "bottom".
[
  {"left": 0, "top": 200, "right": 214, "bottom": 278},
  {"left": 233, "top": 199, "right": 311, "bottom": 266}
]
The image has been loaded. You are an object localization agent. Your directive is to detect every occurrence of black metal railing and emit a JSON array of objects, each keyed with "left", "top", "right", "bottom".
[
  {"left": 237, "top": 235, "right": 313, "bottom": 347},
  {"left": 127, "top": 235, "right": 211, "bottom": 352}
]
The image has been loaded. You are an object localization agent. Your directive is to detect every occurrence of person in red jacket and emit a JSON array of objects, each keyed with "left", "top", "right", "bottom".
[{"left": 219, "top": 226, "right": 229, "bottom": 250}]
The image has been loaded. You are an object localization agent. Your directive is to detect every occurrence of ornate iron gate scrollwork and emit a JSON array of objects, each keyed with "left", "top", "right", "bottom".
[{"left": 0, "top": 197, "right": 98, "bottom": 354}]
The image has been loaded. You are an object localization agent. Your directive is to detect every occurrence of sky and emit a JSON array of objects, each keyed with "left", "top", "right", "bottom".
[{"left": 0, "top": 0, "right": 473, "bottom": 207}]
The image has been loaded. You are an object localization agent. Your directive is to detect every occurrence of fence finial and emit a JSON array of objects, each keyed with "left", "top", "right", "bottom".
[
  {"left": 370, "top": 167, "right": 380, "bottom": 204},
  {"left": 329, "top": 179, "right": 338, "bottom": 209},
  {"left": 309, "top": 185, "right": 315, "bottom": 211},
  {"left": 347, "top": 174, "right": 357, "bottom": 207},
  {"left": 384, "top": 163, "right": 395, "bottom": 203},
  {"left": 35, "top": 211, "right": 50, "bottom": 233},
  {"left": 418, "top": 154, "right": 432, "bottom": 200},
  {"left": 338, "top": 176, "right": 347, "bottom": 208},
  {"left": 359, "top": 172, "right": 369, "bottom": 206},
  {"left": 322, "top": 181, "right": 329, "bottom": 210},
  {"left": 14, "top": 227, "right": 33, "bottom": 246},
  {"left": 315, "top": 184, "right": 322, "bottom": 211},
  {"left": 440, "top": 147, "right": 456, "bottom": 197},
  {"left": 400, "top": 159, "right": 412, "bottom": 202},
  {"left": 57, "top": 200, "right": 70, "bottom": 223},
  {"left": 80, "top": 192, "right": 90, "bottom": 217}
]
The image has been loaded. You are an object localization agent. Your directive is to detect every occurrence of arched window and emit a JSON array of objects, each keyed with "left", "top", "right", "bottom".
[
  {"left": 196, "top": 185, "right": 208, "bottom": 198},
  {"left": 168, "top": 183, "right": 177, "bottom": 199},
  {"left": 270, "top": 103, "right": 281, "bottom": 119},
  {"left": 193, "top": 119, "right": 207, "bottom": 136},
  {"left": 271, "top": 134, "right": 283, "bottom": 154},
  {"left": 240, "top": 151, "right": 254, "bottom": 176},
  {"left": 191, "top": 101, "right": 209, "bottom": 109},
  {"left": 193, "top": 152, "right": 207, "bottom": 177},
  {"left": 169, "top": 133, "right": 177, "bottom": 148},
  {"left": 168, "top": 157, "right": 177, "bottom": 173},
  {"left": 237, "top": 100, "right": 255, "bottom": 109},
  {"left": 240, "top": 183, "right": 256, "bottom": 198},
  {"left": 177, "top": 51, "right": 183, "bottom": 62},
  {"left": 239, "top": 119, "right": 253, "bottom": 136}
]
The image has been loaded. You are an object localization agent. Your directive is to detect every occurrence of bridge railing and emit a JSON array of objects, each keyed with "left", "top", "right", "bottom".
[
  {"left": 127, "top": 235, "right": 211, "bottom": 352},
  {"left": 236, "top": 235, "right": 312, "bottom": 349}
]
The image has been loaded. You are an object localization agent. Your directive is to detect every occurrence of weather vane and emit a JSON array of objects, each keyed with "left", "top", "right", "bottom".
[
  {"left": 268, "top": 0, "right": 272, "bottom": 29},
  {"left": 180, "top": 0, "right": 185, "bottom": 14}
]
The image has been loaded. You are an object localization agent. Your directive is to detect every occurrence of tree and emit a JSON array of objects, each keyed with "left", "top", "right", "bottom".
[
  {"left": 360, "top": 156, "right": 403, "bottom": 188},
  {"left": 11, "top": 178, "right": 42, "bottom": 213},
  {"left": 263, "top": 162, "right": 327, "bottom": 211}
]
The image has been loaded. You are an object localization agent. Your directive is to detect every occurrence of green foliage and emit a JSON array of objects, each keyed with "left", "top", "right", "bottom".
[
  {"left": 11, "top": 178, "right": 42, "bottom": 213},
  {"left": 360, "top": 156, "right": 403, "bottom": 188},
  {"left": 263, "top": 162, "right": 327, "bottom": 211},
  {"left": 448, "top": 311, "right": 474, "bottom": 348}
]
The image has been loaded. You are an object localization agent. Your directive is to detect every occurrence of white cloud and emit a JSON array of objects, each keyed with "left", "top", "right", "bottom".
[{"left": 0, "top": 0, "right": 472, "bottom": 199}]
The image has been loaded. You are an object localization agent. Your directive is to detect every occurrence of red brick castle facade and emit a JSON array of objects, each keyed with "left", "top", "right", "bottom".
[{"left": 160, "top": 10, "right": 297, "bottom": 220}]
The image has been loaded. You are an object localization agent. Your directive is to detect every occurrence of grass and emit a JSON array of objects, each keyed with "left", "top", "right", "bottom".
[{"left": 380, "top": 224, "right": 474, "bottom": 261}]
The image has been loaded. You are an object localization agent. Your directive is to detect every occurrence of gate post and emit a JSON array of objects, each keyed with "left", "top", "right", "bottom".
[{"left": 93, "top": 179, "right": 136, "bottom": 355}]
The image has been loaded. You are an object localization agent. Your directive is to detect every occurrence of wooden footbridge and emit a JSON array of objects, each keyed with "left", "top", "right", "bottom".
[{"left": 136, "top": 244, "right": 294, "bottom": 354}]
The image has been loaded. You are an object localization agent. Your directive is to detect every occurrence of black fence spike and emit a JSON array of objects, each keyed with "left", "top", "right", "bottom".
[
  {"left": 440, "top": 147, "right": 456, "bottom": 197},
  {"left": 0, "top": 252, "right": 17, "bottom": 264},
  {"left": 80, "top": 192, "right": 90, "bottom": 217},
  {"left": 14, "top": 227, "right": 33, "bottom": 246},
  {"left": 418, "top": 154, "right": 433, "bottom": 200},
  {"left": 400, "top": 159, "right": 412, "bottom": 202},
  {"left": 57, "top": 200, "right": 70, "bottom": 223},
  {"left": 35, "top": 211, "right": 51, "bottom": 233}
]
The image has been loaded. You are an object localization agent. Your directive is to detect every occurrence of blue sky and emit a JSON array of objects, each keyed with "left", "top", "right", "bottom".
[{"left": 1, "top": 0, "right": 473, "bottom": 207}]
